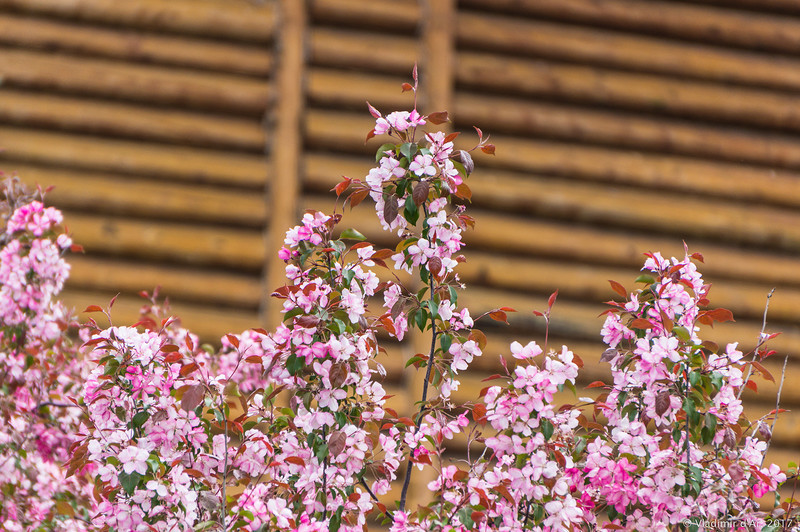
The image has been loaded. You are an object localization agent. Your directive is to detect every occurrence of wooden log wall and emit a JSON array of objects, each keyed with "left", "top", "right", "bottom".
[{"left": 1, "top": 0, "right": 799, "bottom": 498}]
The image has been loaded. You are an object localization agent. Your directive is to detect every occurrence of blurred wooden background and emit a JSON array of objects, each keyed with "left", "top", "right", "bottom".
[{"left": 1, "top": 0, "right": 799, "bottom": 489}]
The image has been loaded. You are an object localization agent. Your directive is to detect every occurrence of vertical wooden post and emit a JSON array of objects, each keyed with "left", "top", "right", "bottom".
[
  {"left": 421, "top": 0, "right": 455, "bottom": 117},
  {"left": 263, "top": 0, "right": 307, "bottom": 327},
  {"left": 404, "top": 0, "right": 457, "bottom": 509}
]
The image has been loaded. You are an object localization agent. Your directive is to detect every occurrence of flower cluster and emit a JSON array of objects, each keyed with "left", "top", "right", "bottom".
[
  {"left": 0, "top": 75, "right": 793, "bottom": 532},
  {"left": 0, "top": 181, "right": 90, "bottom": 531}
]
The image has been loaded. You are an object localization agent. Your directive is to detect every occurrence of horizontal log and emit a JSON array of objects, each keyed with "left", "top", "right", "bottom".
[
  {"left": 307, "top": 69, "right": 413, "bottom": 111},
  {"left": 309, "top": 28, "right": 418, "bottom": 74},
  {"left": 308, "top": 0, "right": 419, "bottom": 32},
  {"left": 0, "top": 89, "right": 265, "bottom": 150},
  {"left": 63, "top": 290, "right": 260, "bottom": 342},
  {"left": 0, "top": 13, "right": 272, "bottom": 75},
  {"left": 458, "top": 0, "right": 800, "bottom": 54},
  {"left": 454, "top": 93, "right": 800, "bottom": 174},
  {"left": 687, "top": 0, "right": 800, "bottom": 15},
  {"left": 304, "top": 108, "right": 800, "bottom": 211},
  {"left": 15, "top": 165, "right": 266, "bottom": 227},
  {"left": 471, "top": 136, "right": 800, "bottom": 212},
  {"left": 0, "top": 48, "right": 269, "bottom": 113},
  {"left": 457, "top": 53, "right": 800, "bottom": 132},
  {"left": 457, "top": 12, "right": 800, "bottom": 93},
  {"left": 64, "top": 212, "right": 265, "bottom": 270},
  {"left": 464, "top": 172, "right": 800, "bottom": 253},
  {"left": 303, "top": 154, "right": 800, "bottom": 288},
  {"left": 0, "top": 127, "right": 268, "bottom": 186},
  {"left": 0, "top": 0, "right": 276, "bottom": 43},
  {"left": 304, "top": 68, "right": 800, "bottom": 175},
  {"left": 67, "top": 255, "right": 262, "bottom": 308}
]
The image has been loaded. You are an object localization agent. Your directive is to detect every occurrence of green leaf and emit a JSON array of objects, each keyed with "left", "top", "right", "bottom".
[
  {"left": 704, "top": 413, "right": 717, "bottom": 432},
  {"left": 399, "top": 142, "right": 417, "bottom": 160},
  {"left": 131, "top": 411, "right": 149, "bottom": 430},
  {"left": 456, "top": 507, "right": 475, "bottom": 529},
  {"left": 634, "top": 274, "right": 656, "bottom": 285},
  {"left": 330, "top": 506, "right": 344, "bottom": 532},
  {"left": 440, "top": 334, "right": 452, "bottom": 354},
  {"left": 118, "top": 471, "right": 141, "bottom": 495},
  {"left": 375, "top": 143, "right": 396, "bottom": 162},
  {"left": 404, "top": 194, "right": 419, "bottom": 225},
  {"left": 672, "top": 326, "right": 691, "bottom": 342},
  {"left": 451, "top": 159, "right": 468, "bottom": 181},
  {"left": 415, "top": 309, "right": 427, "bottom": 331},
  {"left": 701, "top": 425, "right": 714, "bottom": 445},
  {"left": 688, "top": 370, "right": 700, "bottom": 388},
  {"left": 340, "top": 228, "right": 366, "bottom": 241},
  {"left": 427, "top": 300, "right": 439, "bottom": 319},
  {"left": 541, "top": 418, "right": 554, "bottom": 441},
  {"left": 286, "top": 354, "right": 303, "bottom": 376}
]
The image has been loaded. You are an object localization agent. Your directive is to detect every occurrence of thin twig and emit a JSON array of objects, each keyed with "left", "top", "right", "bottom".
[
  {"left": 738, "top": 289, "right": 775, "bottom": 400},
  {"left": 398, "top": 271, "right": 438, "bottom": 513},
  {"left": 761, "top": 354, "right": 789, "bottom": 467}
]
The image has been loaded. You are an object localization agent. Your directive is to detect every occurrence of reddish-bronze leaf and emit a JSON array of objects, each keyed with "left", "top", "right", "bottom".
[
  {"left": 587, "top": 381, "right": 606, "bottom": 389},
  {"left": 630, "top": 318, "right": 653, "bottom": 330},
  {"left": 181, "top": 384, "right": 205, "bottom": 412},
  {"left": 225, "top": 334, "right": 240, "bottom": 349},
  {"left": 83, "top": 305, "right": 104, "bottom": 313},
  {"left": 751, "top": 361, "right": 775, "bottom": 383},
  {"left": 180, "top": 362, "right": 199, "bottom": 377},
  {"left": 163, "top": 352, "right": 183, "bottom": 364},
  {"left": 469, "top": 329, "right": 488, "bottom": 350},
  {"left": 184, "top": 468, "right": 205, "bottom": 478},
  {"left": 427, "top": 256, "right": 442, "bottom": 277},
  {"left": 547, "top": 290, "right": 559, "bottom": 310},
  {"left": 655, "top": 391, "right": 671, "bottom": 417},
  {"left": 472, "top": 403, "right": 487, "bottom": 425},
  {"left": 332, "top": 177, "right": 351, "bottom": 197},
  {"left": 412, "top": 181, "right": 429, "bottom": 205},
  {"left": 328, "top": 430, "right": 347, "bottom": 456},
  {"left": 383, "top": 194, "right": 399, "bottom": 224},
  {"left": 489, "top": 310, "right": 508, "bottom": 324},
  {"left": 427, "top": 111, "right": 449, "bottom": 124},
  {"left": 401, "top": 82, "right": 413, "bottom": 92},
  {"left": 455, "top": 182, "right": 472, "bottom": 201},
  {"left": 481, "top": 143, "right": 496, "bottom": 155},
  {"left": 744, "top": 379, "right": 758, "bottom": 393},
  {"left": 348, "top": 188, "right": 369, "bottom": 209},
  {"left": 609, "top": 280, "right": 627, "bottom": 298},
  {"left": 366, "top": 101, "right": 380, "bottom": 118},
  {"left": 285, "top": 456, "right": 306, "bottom": 466},
  {"left": 444, "top": 132, "right": 460, "bottom": 143},
  {"left": 295, "top": 315, "right": 320, "bottom": 328}
]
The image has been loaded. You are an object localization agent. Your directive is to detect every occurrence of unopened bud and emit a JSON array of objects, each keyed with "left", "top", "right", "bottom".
[
  {"left": 757, "top": 423, "right": 772, "bottom": 442},
  {"left": 459, "top": 150, "right": 474, "bottom": 175}
]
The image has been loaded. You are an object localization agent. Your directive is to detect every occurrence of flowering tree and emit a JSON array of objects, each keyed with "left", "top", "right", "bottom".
[{"left": 0, "top": 71, "right": 795, "bottom": 531}]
